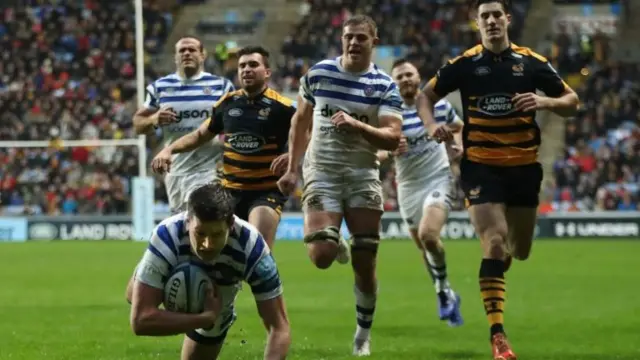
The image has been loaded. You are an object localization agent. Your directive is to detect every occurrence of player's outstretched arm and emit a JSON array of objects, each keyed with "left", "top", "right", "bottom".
[
  {"left": 286, "top": 95, "right": 314, "bottom": 173},
  {"left": 167, "top": 120, "right": 217, "bottom": 155},
  {"left": 129, "top": 280, "right": 217, "bottom": 336},
  {"left": 257, "top": 295, "right": 291, "bottom": 360}
]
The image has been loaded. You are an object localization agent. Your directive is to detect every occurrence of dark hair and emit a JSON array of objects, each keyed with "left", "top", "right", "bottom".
[
  {"left": 176, "top": 36, "right": 204, "bottom": 52},
  {"left": 391, "top": 58, "right": 413, "bottom": 70},
  {"left": 473, "top": 0, "right": 510, "bottom": 12},
  {"left": 343, "top": 15, "right": 377, "bottom": 37},
  {"left": 237, "top": 45, "right": 270, "bottom": 68},
  {"left": 186, "top": 182, "right": 234, "bottom": 223}
]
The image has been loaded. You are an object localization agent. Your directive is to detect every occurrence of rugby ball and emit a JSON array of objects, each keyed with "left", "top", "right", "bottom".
[{"left": 163, "top": 263, "right": 212, "bottom": 313}]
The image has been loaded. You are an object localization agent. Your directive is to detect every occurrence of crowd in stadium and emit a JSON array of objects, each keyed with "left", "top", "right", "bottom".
[
  {"left": 0, "top": 0, "right": 637, "bottom": 215},
  {"left": 0, "top": 0, "right": 172, "bottom": 215}
]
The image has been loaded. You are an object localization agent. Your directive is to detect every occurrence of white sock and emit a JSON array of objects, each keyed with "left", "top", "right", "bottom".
[
  {"left": 354, "top": 285, "right": 376, "bottom": 340},
  {"left": 426, "top": 250, "right": 450, "bottom": 293}
]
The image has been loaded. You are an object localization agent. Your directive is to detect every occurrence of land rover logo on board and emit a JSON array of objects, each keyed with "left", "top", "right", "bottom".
[{"left": 29, "top": 223, "right": 58, "bottom": 240}]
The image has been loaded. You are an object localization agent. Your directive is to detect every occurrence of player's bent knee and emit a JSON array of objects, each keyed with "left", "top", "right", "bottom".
[
  {"left": 511, "top": 245, "right": 532, "bottom": 261},
  {"left": 350, "top": 235, "right": 380, "bottom": 254},
  {"left": 418, "top": 227, "right": 440, "bottom": 250},
  {"left": 304, "top": 226, "right": 341, "bottom": 269},
  {"left": 483, "top": 230, "right": 508, "bottom": 259}
]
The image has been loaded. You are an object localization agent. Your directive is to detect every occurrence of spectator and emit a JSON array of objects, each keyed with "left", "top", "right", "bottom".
[
  {"left": 0, "top": 0, "right": 173, "bottom": 215},
  {"left": 550, "top": 63, "right": 640, "bottom": 212}
]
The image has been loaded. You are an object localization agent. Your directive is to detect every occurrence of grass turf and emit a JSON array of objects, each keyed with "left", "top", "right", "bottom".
[{"left": 0, "top": 239, "right": 638, "bottom": 360}]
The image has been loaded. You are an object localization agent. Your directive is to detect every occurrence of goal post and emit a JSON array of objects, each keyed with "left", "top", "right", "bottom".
[{"left": 0, "top": 138, "right": 155, "bottom": 240}]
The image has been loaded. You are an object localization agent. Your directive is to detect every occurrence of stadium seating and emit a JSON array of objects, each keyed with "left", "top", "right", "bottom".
[
  {"left": 0, "top": 0, "right": 173, "bottom": 215},
  {"left": 545, "top": 62, "right": 640, "bottom": 212},
  {"left": 275, "top": 0, "right": 531, "bottom": 94}
]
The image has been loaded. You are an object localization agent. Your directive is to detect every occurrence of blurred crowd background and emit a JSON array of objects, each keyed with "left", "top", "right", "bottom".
[{"left": 0, "top": 0, "right": 637, "bottom": 215}]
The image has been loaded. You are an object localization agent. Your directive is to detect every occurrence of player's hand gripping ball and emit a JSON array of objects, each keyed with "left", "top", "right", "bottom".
[{"left": 163, "top": 263, "right": 213, "bottom": 313}]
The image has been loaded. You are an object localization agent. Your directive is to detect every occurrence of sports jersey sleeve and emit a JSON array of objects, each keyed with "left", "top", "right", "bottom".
[
  {"left": 223, "top": 78, "right": 235, "bottom": 94},
  {"left": 434, "top": 100, "right": 462, "bottom": 125},
  {"left": 206, "top": 96, "right": 227, "bottom": 134},
  {"left": 378, "top": 82, "right": 403, "bottom": 119},
  {"left": 244, "top": 235, "right": 283, "bottom": 302},
  {"left": 143, "top": 82, "right": 159, "bottom": 110},
  {"left": 533, "top": 59, "right": 568, "bottom": 98},
  {"left": 298, "top": 73, "right": 316, "bottom": 106},
  {"left": 135, "top": 223, "right": 180, "bottom": 289},
  {"left": 429, "top": 58, "right": 465, "bottom": 98}
]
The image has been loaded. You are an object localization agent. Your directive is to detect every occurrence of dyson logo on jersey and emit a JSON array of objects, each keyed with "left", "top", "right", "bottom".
[
  {"left": 319, "top": 125, "right": 350, "bottom": 135},
  {"left": 320, "top": 104, "right": 370, "bottom": 124},
  {"left": 167, "top": 108, "right": 211, "bottom": 122}
]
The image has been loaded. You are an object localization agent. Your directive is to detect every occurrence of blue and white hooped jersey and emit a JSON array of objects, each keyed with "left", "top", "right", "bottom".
[
  {"left": 145, "top": 72, "right": 234, "bottom": 175},
  {"left": 299, "top": 57, "right": 403, "bottom": 170},
  {"left": 135, "top": 212, "right": 282, "bottom": 303},
  {"left": 394, "top": 98, "right": 462, "bottom": 183}
]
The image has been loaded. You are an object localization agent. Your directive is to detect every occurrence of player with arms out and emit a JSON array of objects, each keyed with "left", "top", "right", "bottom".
[
  {"left": 416, "top": 1, "right": 579, "bottom": 359},
  {"left": 150, "top": 46, "right": 295, "bottom": 250},
  {"left": 278, "top": 15, "right": 402, "bottom": 356},
  {"left": 377, "top": 58, "right": 464, "bottom": 327},
  {"left": 128, "top": 182, "right": 290, "bottom": 360},
  {"left": 133, "top": 36, "right": 234, "bottom": 212}
]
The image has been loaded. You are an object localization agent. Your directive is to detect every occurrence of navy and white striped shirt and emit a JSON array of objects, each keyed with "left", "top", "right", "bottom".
[
  {"left": 394, "top": 98, "right": 462, "bottom": 183},
  {"left": 299, "top": 57, "right": 403, "bottom": 169},
  {"left": 145, "top": 72, "right": 234, "bottom": 175},
  {"left": 135, "top": 212, "right": 282, "bottom": 302}
]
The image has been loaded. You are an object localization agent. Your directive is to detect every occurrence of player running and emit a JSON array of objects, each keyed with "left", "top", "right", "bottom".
[
  {"left": 377, "top": 58, "right": 464, "bottom": 327},
  {"left": 151, "top": 46, "right": 295, "bottom": 250},
  {"left": 128, "top": 182, "right": 290, "bottom": 360},
  {"left": 277, "top": 15, "right": 402, "bottom": 356},
  {"left": 133, "top": 36, "right": 234, "bottom": 212},
  {"left": 416, "top": 1, "right": 579, "bottom": 359}
]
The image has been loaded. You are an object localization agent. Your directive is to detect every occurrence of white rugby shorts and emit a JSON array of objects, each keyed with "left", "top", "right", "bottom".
[
  {"left": 301, "top": 165, "right": 383, "bottom": 213},
  {"left": 397, "top": 174, "right": 455, "bottom": 230},
  {"left": 164, "top": 169, "right": 218, "bottom": 212}
]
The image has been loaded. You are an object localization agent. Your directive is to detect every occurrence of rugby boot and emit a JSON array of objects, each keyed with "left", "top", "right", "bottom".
[
  {"left": 491, "top": 333, "right": 517, "bottom": 360},
  {"left": 352, "top": 336, "right": 371, "bottom": 357}
]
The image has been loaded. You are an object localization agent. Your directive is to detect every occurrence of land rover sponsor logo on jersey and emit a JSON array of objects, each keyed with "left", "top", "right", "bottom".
[
  {"left": 227, "top": 132, "right": 265, "bottom": 153},
  {"left": 228, "top": 108, "right": 243, "bottom": 117},
  {"left": 477, "top": 93, "right": 515, "bottom": 116},
  {"left": 320, "top": 104, "right": 370, "bottom": 123}
]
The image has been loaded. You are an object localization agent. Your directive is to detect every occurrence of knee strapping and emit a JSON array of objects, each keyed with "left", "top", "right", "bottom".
[
  {"left": 351, "top": 235, "right": 380, "bottom": 253},
  {"left": 303, "top": 226, "right": 340, "bottom": 244}
]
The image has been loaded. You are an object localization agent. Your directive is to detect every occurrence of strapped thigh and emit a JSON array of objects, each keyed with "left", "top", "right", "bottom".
[
  {"left": 303, "top": 226, "right": 340, "bottom": 244},
  {"left": 351, "top": 234, "right": 380, "bottom": 254}
]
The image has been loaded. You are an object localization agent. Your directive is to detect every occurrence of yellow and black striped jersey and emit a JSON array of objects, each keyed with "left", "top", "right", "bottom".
[
  {"left": 206, "top": 88, "right": 296, "bottom": 190},
  {"left": 428, "top": 43, "right": 569, "bottom": 166}
]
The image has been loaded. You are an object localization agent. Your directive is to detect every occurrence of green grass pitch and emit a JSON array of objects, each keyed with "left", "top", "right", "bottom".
[{"left": 1, "top": 239, "right": 638, "bottom": 360}]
